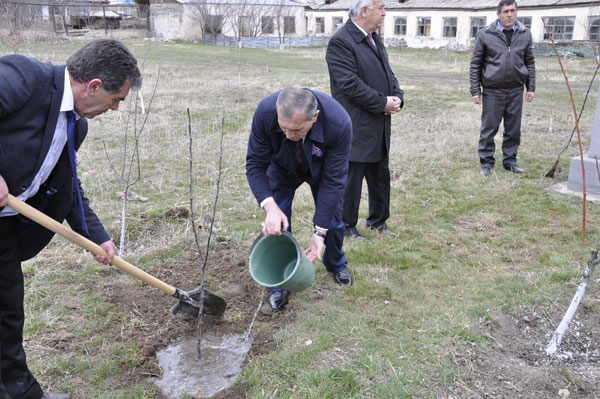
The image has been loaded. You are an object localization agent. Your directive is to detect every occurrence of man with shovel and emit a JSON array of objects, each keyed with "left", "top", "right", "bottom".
[
  {"left": 246, "top": 87, "right": 353, "bottom": 312},
  {"left": 0, "top": 40, "right": 141, "bottom": 399}
]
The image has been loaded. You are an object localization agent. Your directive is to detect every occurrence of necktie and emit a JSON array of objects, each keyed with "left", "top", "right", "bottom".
[
  {"left": 367, "top": 33, "right": 378, "bottom": 54},
  {"left": 66, "top": 111, "right": 89, "bottom": 235},
  {"left": 295, "top": 140, "right": 303, "bottom": 172}
]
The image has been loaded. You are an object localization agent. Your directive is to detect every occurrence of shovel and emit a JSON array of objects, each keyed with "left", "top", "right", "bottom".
[{"left": 7, "top": 194, "right": 226, "bottom": 319}]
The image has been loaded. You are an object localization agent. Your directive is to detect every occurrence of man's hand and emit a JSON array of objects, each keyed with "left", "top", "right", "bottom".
[
  {"left": 304, "top": 233, "right": 325, "bottom": 262},
  {"left": 525, "top": 91, "right": 535, "bottom": 102},
  {"left": 472, "top": 95, "right": 481, "bottom": 105},
  {"left": 0, "top": 175, "right": 8, "bottom": 207},
  {"left": 384, "top": 96, "right": 402, "bottom": 115},
  {"left": 262, "top": 201, "right": 289, "bottom": 236},
  {"left": 95, "top": 240, "right": 116, "bottom": 265}
]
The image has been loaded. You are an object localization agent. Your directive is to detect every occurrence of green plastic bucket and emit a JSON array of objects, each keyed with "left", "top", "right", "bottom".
[{"left": 249, "top": 231, "right": 315, "bottom": 292}]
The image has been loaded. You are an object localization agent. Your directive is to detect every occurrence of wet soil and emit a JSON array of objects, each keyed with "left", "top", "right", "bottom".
[
  {"left": 40, "top": 234, "right": 600, "bottom": 398},
  {"left": 73, "top": 236, "right": 294, "bottom": 398}
]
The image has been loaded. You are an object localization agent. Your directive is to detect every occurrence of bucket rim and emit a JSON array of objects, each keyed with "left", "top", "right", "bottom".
[{"left": 248, "top": 230, "right": 303, "bottom": 288}]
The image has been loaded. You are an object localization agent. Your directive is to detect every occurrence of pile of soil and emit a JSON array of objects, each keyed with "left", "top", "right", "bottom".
[{"left": 447, "top": 295, "right": 600, "bottom": 398}]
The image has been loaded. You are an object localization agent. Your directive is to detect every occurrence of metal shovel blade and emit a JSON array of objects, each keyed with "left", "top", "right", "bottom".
[{"left": 170, "top": 286, "right": 227, "bottom": 320}]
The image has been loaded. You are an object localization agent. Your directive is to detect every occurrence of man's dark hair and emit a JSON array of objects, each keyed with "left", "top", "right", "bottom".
[
  {"left": 67, "top": 39, "right": 142, "bottom": 93},
  {"left": 276, "top": 87, "right": 318, "bottom": 120},
  {"left": 497, "top": 0, "right": 517, "bottom": 13}
]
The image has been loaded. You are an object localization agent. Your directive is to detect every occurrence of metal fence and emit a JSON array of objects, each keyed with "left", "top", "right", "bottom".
[{"left": 202, "top": 33, "right": 330, "bottom": 49}]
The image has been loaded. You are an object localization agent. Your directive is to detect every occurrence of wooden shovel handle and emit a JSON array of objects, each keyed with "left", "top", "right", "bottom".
[{"left": 7, "top": 194, "right": 176, "bottom": 296}]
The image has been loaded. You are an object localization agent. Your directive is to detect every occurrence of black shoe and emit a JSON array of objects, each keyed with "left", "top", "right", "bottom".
[
  {"left": 504, "top": 164, "right": 525, "bottom": 174},
  {"left": 480, "top": 166, "right": 491, "bottom": 176},
  {"left": 366, "top": 224, "right": 398, "bottom": 238},
  {"left": 334, "top": 267, "right": 353, "bottom": 286},
  {"left": 41, "top": 393, "right": 71, "bottom": 399},
  {"left": 269, "top": 290, "right": 289, "bottom": 312},
  {"left": 343, "top": 226, "right": 370, "bottom": 241}
]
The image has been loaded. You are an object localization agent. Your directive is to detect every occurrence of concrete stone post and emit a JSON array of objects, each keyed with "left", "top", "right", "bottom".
[{"left": 567, "top": 86, "right": 600, "bottom": 195}]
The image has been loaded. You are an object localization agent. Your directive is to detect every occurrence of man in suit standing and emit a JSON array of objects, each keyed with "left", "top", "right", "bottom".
[
  {"left": 246, "top": 87, "right": 353, "bottom": 312},
  {"left": 0, "top": 39, "right": 141, "bottom": 399},
  {"left": 326, "top": 0, "right": 404, "bottom": 241},
  {"left": 470, "top": 0, "right": 535, "bottom": 176}
]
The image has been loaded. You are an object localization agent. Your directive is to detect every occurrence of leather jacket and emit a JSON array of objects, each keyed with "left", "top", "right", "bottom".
[{"left": 469, "top": 20, "right": 536, "bottom": 95}]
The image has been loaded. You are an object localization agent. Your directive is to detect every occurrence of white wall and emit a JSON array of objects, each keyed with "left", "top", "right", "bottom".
[
  {"left": 523, "top": 7, "right": 600, "bottom": 42},
  {"left": 383, "top": 5, "right": 599, "bottom": 49},
  {"left": 308, "top": 10, "right": 346, "bottom": 35},
  {"left": 151, "top": 4, "right": 184, "bottom": 40},
  {"left": 152, "top": 3, "right": 599, "bottom": 45}
]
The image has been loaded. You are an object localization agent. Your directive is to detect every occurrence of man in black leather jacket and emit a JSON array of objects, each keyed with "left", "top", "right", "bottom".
[{"left": 469, "top": 0, "right": 535, "bottom": 176}]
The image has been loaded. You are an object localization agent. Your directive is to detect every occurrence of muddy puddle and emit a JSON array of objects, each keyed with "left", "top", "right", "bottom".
[{"left": 153, "top": 332, "right": 253, "bottom": 399}]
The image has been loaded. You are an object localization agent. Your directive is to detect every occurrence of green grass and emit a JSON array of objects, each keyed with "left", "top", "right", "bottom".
[{"left": 2, "top": 39, "right": 599, "bottom": 397}]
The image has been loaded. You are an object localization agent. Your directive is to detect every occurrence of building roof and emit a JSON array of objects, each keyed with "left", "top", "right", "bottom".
[
  {"left": 317, "top": 0, "right": 600, "bottom": 10},
  {"left": 177, "top": 0, "right": 304, "bottom": 5},
  {"left": 8, "top": 0, "right": 109, "bottom": 4},
  {"left": 90, "top": 10, "right": 121, "bottom": 16}
]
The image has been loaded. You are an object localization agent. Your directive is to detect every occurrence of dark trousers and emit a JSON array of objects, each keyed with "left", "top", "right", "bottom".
[
  {"left": 0, "top": 217, "right": 43, "bottom": 399},
  {"left": 479, "top": 88, "right": 523, "bottom": 167},
  {"left": 342, "top": 156, "right": 390, "bottom": 229},
  {"left": 267, "top": 168, "right": 347, "bottom": 293}
]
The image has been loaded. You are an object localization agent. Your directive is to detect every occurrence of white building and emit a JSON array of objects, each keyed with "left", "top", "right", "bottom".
[
  {"left": 150, "top": 0, "right": 600, "bottom": 47},
  {"left": 151, "top": 0, "right": 306, "bottom": 41},
  {"left": 311, "top": 0, "right": 600, "bottom": 49}
]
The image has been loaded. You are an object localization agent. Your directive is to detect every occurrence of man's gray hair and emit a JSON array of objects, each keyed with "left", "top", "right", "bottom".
[
  {"left": 497, "top": 0, "right": 517, "bottom": 12},
  {"left": 349, "top": 0, "right": 373, "bottom": 19},
  {"left": 276, "top": 88, "right": 318, "bottom": 120},
  {"left": 67, "top": 39, "right": 142, "bottom": 93}
]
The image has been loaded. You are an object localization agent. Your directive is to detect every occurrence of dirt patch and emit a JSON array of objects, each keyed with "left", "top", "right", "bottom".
[
  {"left": 445, "top": 290, "right": 600, "bottom": 398},
  {"left": 50, "top": 236, "right": 301, "bottom": 398},
  {"left": 35, "top": 233, "right": 600, "bottom": 398}
]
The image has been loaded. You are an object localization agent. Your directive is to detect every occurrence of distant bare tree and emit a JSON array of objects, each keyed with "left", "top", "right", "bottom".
[
  {"left": 225, "top": 0, "right": 265, "bottom": 41},
  {"left": 272, "top": 0, "right": 297, "bottom": 44},
  {"left": 189, "top": 0, "right": 234, "bottom": 44},
  {"left": 0, "top": 1, "right": 37, "bottom": 52}
]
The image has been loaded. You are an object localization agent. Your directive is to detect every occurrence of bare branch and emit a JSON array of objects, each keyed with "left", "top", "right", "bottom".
[
  {"left": 101, "top": 43, "right": 161, "bottom": 256},
  {"left": 546, "top": 247, "right": 598, "bottom": 356},
  {"left": 196, "top": 111, "right": 226, "bottom": 357},
  {"left": 542, "top": 17, "right": 587, "bottom": 269},
  {"left": 187, "top": 108, "right": 206, "bottom": 265},
  {"left": 544, "top": 65, "right": 599, "bottom": 178}
]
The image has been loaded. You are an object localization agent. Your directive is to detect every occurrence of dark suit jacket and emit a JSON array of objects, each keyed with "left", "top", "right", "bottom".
[
  {"left": 0, "top": 54, "right": 110, "bottom": 260},
  {"left": 246, "top": 90, "right": 352, "bottom": 229},
  {"left": 326, "top": 20, "right": 404, "bottom": 163}
]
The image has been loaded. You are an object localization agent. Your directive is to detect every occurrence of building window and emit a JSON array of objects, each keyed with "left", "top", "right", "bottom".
[
  {"left": 284, "top": 16, "right": 295, "bottom": 34},
  {"left": 470, "top": 17, "right": 486, "bottom": 38},
  {"left": 543, "top": 17, "right": 575, "bottom": 40},
  {"left": 590, "top": 17, "right": 600, "bottom": 40},
  {"left": 443, "top": 17, "right": 457, "bottom": 37},
  {"left": 332, "top": 16, "right": 343, "bottom": 32},
  {"left": 394, "top": 17, "right": 407, "bottom": 35},
  {"left": 205, "top": 14, "right": 222, "bottom": 34},
  {"left": 315, "top": 17, "right": 325, "bottom": 34},
  {"left": 417, "top": 17, "right": 431, "bottom": 36},
  {"left": 239, "top": 16, "right": 252, "bottom": 37},
  {"left": 261, "top": 16, "right": 274, "bottom": 34},
  {"left": 518, "top": 16, "right": 532, "bottom": 30}
]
